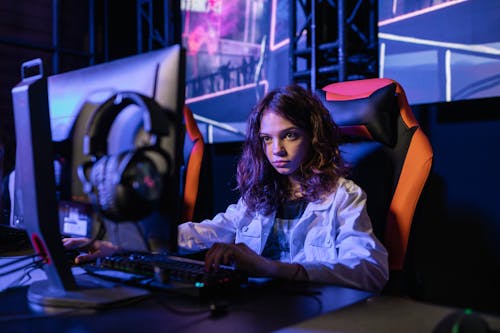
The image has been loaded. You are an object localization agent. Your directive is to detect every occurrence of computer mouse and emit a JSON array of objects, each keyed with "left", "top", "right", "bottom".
[{"left": 433, "top": 309, "right": 491, "bottom": 333}]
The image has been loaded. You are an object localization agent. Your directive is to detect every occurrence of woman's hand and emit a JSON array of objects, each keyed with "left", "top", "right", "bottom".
[
  {"left": 205, "top": 242, "right": 309, "bottom": 281},
  {"left": 62, "top": 238, "right": 119, "bottom": 264},
  {"left": 205, "top": 242, "right": 276, "bottom": 276}
]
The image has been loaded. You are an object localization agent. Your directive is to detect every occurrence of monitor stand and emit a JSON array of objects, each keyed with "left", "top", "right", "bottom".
[
  {"left": 27, "top": 274, "right": 149, "bottom": 313},
  {"left": 12, "top": 58, "right": 149, "bottom": 313}
]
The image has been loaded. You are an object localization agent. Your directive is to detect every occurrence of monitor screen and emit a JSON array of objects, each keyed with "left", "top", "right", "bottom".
[
  {"left": 11, "top": 46, "right": 186, "bottom": 249},
  {"left": 378, "top": 0, "right": 500, "bottom": 105},
  {"left": 48, "top": 46, "right": 185, "bottom": 142},
  {"left": 10, "top": 44, "right": 185, "bottom": 311}
]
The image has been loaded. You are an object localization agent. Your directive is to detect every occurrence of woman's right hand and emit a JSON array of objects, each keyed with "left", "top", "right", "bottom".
[{"left": 62, "top": 238, "right": 119, "bottom": 264}]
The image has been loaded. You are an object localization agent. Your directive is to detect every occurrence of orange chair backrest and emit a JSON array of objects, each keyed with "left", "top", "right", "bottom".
[
  {"left": 182, "top": 105, "right": 205, "bottom": 222},
  {"left": 322, "top": 78, "right": 433, "bottom": 271}
]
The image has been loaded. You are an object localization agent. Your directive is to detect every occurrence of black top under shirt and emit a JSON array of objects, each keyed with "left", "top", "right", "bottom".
[{"left": 261, "top": 198, "right": 307, "bottom": 261}]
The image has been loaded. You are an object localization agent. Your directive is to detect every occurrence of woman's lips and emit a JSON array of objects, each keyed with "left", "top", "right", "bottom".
[{"left": 273, "top": 160, "right": 289, "bottom": 167}]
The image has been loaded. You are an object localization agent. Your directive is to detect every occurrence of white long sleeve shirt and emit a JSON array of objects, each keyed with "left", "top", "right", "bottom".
[{"left": 178, "top": 177, "right": 389, "bottom": 292}]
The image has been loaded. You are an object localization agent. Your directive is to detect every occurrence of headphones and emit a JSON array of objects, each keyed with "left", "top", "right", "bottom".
[{"left": 78, "top": 91, "right": 174, "bottom": 222}]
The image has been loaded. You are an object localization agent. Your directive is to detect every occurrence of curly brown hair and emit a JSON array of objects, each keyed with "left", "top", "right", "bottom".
[{"left": 236, "top": 84, "right": 346, "bottom": 214}]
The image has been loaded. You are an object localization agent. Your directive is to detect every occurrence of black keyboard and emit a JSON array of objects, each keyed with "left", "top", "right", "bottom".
[{"left": 86, "top": 252, "right": 248, "bottom": 290}]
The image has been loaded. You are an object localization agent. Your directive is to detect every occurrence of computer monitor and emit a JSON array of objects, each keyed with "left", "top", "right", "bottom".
[
  {"left": 10, "top": 44, "right": 186, "bottom": 311},
  {"left": 12, "top": 45, "right": 186, "bottom": 240}
]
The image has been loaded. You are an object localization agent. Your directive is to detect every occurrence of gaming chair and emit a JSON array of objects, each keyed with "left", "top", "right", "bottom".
[{"left": 321, "top": 78, "right": 434, "bottom": 292}]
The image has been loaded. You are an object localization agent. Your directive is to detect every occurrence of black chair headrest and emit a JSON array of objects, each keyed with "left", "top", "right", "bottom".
[{"left": 320, "top": 80, "right": 399, "bottom": 147}]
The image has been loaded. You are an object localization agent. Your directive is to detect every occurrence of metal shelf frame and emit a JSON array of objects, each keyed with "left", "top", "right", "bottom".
[{"left": 289, "top": 0, "right": 378, "bottom": 91}]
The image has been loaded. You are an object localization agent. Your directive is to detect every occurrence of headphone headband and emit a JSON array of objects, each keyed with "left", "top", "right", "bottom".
[
  {"left": 83, "top": 91, "right": 171, "bottom": 157},
  {"left": 78, "top": 91, "right": 175, "bottom": 222}
]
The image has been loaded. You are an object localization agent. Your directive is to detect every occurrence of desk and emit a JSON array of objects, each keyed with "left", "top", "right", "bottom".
[
  {"left": 276, "top": 295, "right": 500, "bottom": 333},
  {"left": 0, "top": 256, "right": 373, "bottom": 333}
]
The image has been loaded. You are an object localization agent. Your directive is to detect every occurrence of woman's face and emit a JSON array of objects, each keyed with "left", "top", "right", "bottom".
[{"left": 259, "top": 110, "right": 311, "bottom": 177}]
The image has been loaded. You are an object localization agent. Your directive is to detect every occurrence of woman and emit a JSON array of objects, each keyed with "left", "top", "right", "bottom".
[{"left": 65, "top": 84, "right": 389, "bottom": 292}]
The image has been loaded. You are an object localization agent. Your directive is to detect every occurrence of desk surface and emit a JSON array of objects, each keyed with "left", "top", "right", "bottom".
[
  {"left": 3, "top": 256, "right": 500, "bottom": 333},
  {"left": 0, "top": 256, "right": 373, "bottom": 333},
  {"left": 277, "top": 295, "right": 500, "bottom": 333}
]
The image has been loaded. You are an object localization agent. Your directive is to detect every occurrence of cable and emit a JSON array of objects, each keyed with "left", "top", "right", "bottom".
[
  {"left": 0, "top": 253, "right": 38, "bottom": 269},
  {"left": 0, "top": 257, "right": 44, "bottom": 277},
  {"left": 4, "top": 263, "right": 42, "bottom": 289},
  {"left": 133, "top": 222, "right": 152, "bottom": 253},
  {"left": 0, "top": 256, "right": 44, "bottom": 293}
]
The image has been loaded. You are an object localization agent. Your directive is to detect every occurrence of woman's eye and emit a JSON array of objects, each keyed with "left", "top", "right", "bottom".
[
  {"left": 285, "top": 132, "right": 298, "bottom": 140},
  {"left": 261, "top": 136, "right": 271, "bottom": 143}
]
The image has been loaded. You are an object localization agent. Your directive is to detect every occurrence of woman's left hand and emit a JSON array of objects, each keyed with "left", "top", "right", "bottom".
[
  {"left": 62, "top": 238, "right": 119, "bottom": 264},
  {"left": 205, "top": 242, "right": 275, "bottom": 276}
]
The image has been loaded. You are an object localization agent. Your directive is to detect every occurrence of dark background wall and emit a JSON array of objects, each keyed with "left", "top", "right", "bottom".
[
  {"left": 409, "top": 98, "right": 500, "bottom": 314},
  {"left": 1, "top": 0, "right": 499, "bottom": 315},
  {"left": 0, "top": 0, "right": 145, "bottom": 175},
  {"left": 0, "top": 0, "right": 93, "bottom": 174}
]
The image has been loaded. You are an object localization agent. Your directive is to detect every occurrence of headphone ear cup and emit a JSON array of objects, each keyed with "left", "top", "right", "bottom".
[
  {"left": 78, "top": 160, "right": 95, "bottom": 197},
  {"left": 102, "top": 152, "right": 124, "bottom": 220},
  {"left": 87, "top": 150, "right": 166, "bottom": 222},
  {"left": 143, "top": 147, "right": 171, "bottom": 177},
  {"left": 79, "top": 92, "right": 175, "bottom": 222},
  {"left": 110, "top": 149, "right": 165, "bottom": 221},
  {"left": 94, "top": 151, "right": 137, "bottom": 221},
  {"left": 89, "top": 154, "right": 119, "bottom": 220},
  {"left": 89, "top": 155, "right": 110, "bottom": 215},
  {"left": 116, "top": 149, "right": 163, "bottom": 220},
  {"left": 112, "top": 150, "right": 148, "bottom": 221}
]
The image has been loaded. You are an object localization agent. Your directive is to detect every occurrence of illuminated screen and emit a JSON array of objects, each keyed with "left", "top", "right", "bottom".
[
  {"left": 378, "top": 0, "right": 500, "bottom": 104},
  {"left": 181, "top": 0, "right": 268, "bottom": 100}
]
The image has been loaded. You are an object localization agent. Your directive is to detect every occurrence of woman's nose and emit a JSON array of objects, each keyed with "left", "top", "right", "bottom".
[{"left": 272, "top": 141, "right": 285, "bottom": 155}]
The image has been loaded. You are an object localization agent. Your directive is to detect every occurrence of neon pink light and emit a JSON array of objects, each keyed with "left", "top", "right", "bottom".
[{"left": 183, "top": 1, "right": 243, "bottom": 56}]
